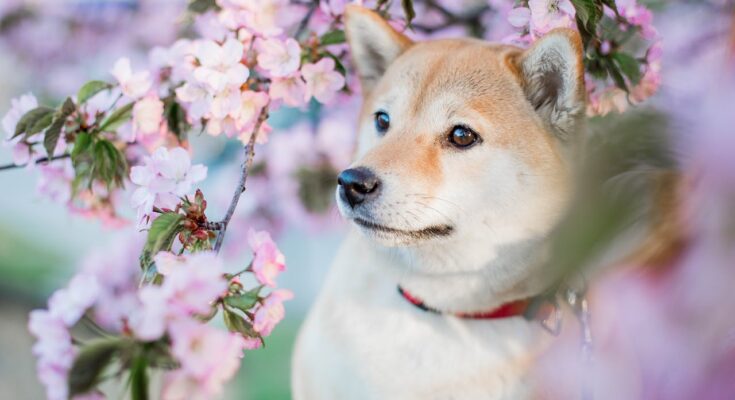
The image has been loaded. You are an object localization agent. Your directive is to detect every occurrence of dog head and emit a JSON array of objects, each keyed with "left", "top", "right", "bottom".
[{"left": 338, "top": 6, "right": 586, "bottom": 292}]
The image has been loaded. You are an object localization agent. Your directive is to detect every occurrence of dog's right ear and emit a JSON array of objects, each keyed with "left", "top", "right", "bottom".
[{"left": 344, "top": 5, "right": 413, "bottom": 94}]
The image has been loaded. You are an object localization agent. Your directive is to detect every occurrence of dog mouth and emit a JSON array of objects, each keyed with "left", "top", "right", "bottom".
[{"left": 353, "top": 217, "right": 454, "bottom": 240}]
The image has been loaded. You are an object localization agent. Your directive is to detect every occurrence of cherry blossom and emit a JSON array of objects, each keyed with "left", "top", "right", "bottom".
[
  {"left": 163, "top": 322, "right": 245, "bottom": 400},
  {"left": 111, "top": 57, "right": 152, "bottom": 99},
  {"left": 528, "top": 0, "right": 576, "bottom": 36},
  {"left": 132, "top": 94, "right": 164, "bottom": 141},
  {"left": 269, "top": 73, "right": 308, "bottom": 108},
  {"left": 47, "top": 274, "right": 101, "bottom": 327},
  {"left": 130, "top": 147, "right": 207, "bottom": 227},
  {"left": 28, "top": 310, "right": 75, "bottom": 400},
  {"left": 2, "top": 92, "right": 39, "bottom": 165},
  {"left": 193, "top": 38, "right": 248, "bottom": 93},
  {"left": 131, "top": 252, "right": 228, "bottom": 341},
  {"left": 256, "top": 38, "right": 301, "bottom": 78},
  {"left": 248, "top": 228, "right": 286, "bottom": 287},
  {"left": 252, "top": 289, "right": 293, "bottom": 337},
  {"left": 302, "top": 58, "right": 345, "bottom": 104}
]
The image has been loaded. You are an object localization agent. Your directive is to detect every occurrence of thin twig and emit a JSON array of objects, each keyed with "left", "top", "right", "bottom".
[
  {"left": 0, "top": 153, "right": 71, "bottom": 171},
  {"left": 213, "top": 105, "right": 270, "bottom": 252},
  {"left": 294, "top": 1, "right": 318, "bottom": 40}
]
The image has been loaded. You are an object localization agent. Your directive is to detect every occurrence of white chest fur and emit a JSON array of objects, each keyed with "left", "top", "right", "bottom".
[{"left": 292, "top": 231, "right": 549, "bottom": 400}]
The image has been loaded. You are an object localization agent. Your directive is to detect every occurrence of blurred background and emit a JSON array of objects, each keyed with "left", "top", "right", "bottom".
[{"left": 1, "top": 0, "right": 733, "bottom": 399}]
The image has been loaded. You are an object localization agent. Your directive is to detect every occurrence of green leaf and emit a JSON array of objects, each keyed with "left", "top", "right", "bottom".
[
  {"left": 68, "top": 338, "right": 125, "bottom": 396},
  {"left": 401, "top": 0, "right": 416, "bottom": 27},
  {"left": 163, "top": 98, "right": 189, "bottom": 142},
  {"left": 224, "top": 286, "right": 263, "bottom": 312},
  {"left": 77, "top": 80, "right": 112, "bottom": 104},
  {"left": 44, "top": 98, "right": 76, "bottom": 157},
  {"left": 130, "top": 355, "right": 149, "bottom": 400},
  {"left": 320, "top": 30, "right": 346, "bottom": 46},
  {"left": 612, "top": 52, "right": 642, "bottom": 86},
  {"left": 140, "top": 212, "right": 185, "bottom": 270},
  {"left": 571, "top": 0, "right": 603, "bottom": 33},
  {"left": 12, "top": 107, "right": 54, "bottom": 139},
  {"left": 99, "top": 102, "right": 134, "bottom": 132},
  {"left": 601, "top": 0, "right": 618, "bottom": 14},
  {"left": 188, "top": 0, "right": 219, "bottom": 13},
  {"left": 27, "top": 112, "right": 53, "bottom": 136},
  {"left": 223, "top": 308, "right": 260, "bottom": 338},
  {"left": 72, "top": 132, "right": 93, "bottom": 159},
  {"left": 601, "top": 57, "right": 628, "bottom": 91},
  {"left": 92, "top": 139, "right": 127, "bottom": 186}
]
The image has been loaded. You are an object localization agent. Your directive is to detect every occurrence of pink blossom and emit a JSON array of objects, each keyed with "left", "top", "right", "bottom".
[
  {"left": 37, "top": 159, "right": 74, "bottom": 204},
  {"left": 256, "top": 38, "right": 301, "bottom": 78},
  {"left": 111, "top": 57, "right": 152, "bottom": 99},
  {"left": 222, "top": 0, "right": 302, "bottom": 37},
  {"left": 28, "top": 310, "right": 75, "bottom": 400},
  {"left": 163, "top": 320, "right": 245, "bottom": 400},
  {"left": 248, "top": 229, "right": 286, "bottom": 287},
  {"left": 193, "top": 38, "right": 249, "bottom": 93},
  {"left": 527, "top": 0, "right": 576, "bottom": 36},
  {"left": 237, "top": 90, "right": 269, "bottom": 130},
  {"left": 302, "top": 58, "right": 345, "bottom": 104},
  {"left": 149, "top": 39, "right": 195, "bottom": 83},
  {"left": 252, "top": 289, "right": 293, "bottom": 336},
  {"left": 129, "top": 286, "right": 169, "bottom": 341},
  {"left": 2, "top": 92, "right": 39, "bottom": 165},
  {"left": 132, "top": 95, "right": 164, "bottom": 141},
  {"left": 617, "top": 0, "right": 656, "bottom": 39},
  {"left": 131, "top": 252, "right": 228, "bottom": 341},
  {"left": 269, "top": 73, "right": 308, "bottom": 108},
  {"left": 2, "top": 92, "right": 37, "bottom": 140},
  {"left": 154, "top": 251, "right": 185, "bottom": 276},
  {"left": 507, "top": 7, "right": 531, "bottom": 28},
  {"left": 130, "top": 147, "right": 207, "bottom": 227},
  {"left": 176, "top": 80, "right": 212, "bottom": 121},
  {"left": 48, "top": 274, "right": 101, "bottom": 327}
]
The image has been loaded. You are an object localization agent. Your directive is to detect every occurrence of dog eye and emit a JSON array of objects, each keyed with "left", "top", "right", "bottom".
[
  {"left": 448, "top": 126, "right": 480, "bottom": 148},
  {"left": 374, "top": 111, "right": 390, "bottom": 134}
]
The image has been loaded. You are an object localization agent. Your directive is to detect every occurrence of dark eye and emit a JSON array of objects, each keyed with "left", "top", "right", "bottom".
[
  {"left": 374, "top": 111, "right": 390, "bottom": 134},
  {"left": 448, "top": 125, "right": 480, "bottom": 148}
]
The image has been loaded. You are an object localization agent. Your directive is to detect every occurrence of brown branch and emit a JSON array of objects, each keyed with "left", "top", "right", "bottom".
[
  {"left": 212, "top": 104, "right": 270, "bottom": 252},
  {"left": 0, "top": 153, "right": 71, "bottom": 171}
]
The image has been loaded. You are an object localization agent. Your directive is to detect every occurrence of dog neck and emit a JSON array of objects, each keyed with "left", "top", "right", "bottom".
[{"left": 362, "top": 228, "right": 556, "bottom": 314}]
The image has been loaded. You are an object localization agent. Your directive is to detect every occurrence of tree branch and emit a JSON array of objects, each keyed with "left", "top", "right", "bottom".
[
  {"left": 0, "top": 153, "right": 71, "bottom": 171},
  {"left": 213, "top": 105, "right": 270, "bottom": 252}
]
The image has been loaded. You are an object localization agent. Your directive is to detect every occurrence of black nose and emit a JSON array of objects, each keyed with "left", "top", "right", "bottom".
[{"left": 337, "top": 167, "right": 381, "bottom": 207}]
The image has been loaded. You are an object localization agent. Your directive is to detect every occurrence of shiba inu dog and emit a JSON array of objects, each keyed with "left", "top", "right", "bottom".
[{"left": 292, "top": 5, "right": 680, "bottom": 399}]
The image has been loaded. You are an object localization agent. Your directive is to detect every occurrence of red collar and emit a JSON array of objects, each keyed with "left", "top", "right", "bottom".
[{"left": 397, "top": 286, "right": 556, "bottom": 321}]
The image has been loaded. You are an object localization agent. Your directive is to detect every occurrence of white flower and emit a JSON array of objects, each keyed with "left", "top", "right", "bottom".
[
  {"left": 111, "top": 58, "right": 153, "bottom": 99},
  {"left": 132, "top": 95, "right": 164, "bottom": 140},
  {"left": 130, "top": 147, "right": 207, "bottom": 227},
  {"left": 302, "top": 58, "right": 345, "bottom": 104},
  {"left": 193, "top": 39, "right": 249, "bottom": 93},
  {"left": 256, "top": 38, "right": 301, "bottom": 78}
]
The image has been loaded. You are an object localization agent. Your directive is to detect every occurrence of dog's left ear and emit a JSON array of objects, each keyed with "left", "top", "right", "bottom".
[
  {"left": 344, "top": 5, "right": 413, "bottom": 94},
  {"left": 512, "top": 29, "right": 586, "bottom": 140}
]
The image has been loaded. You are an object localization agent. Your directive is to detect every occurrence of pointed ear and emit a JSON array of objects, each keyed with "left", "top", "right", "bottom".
[
  {"left": 344, "top": 5, "right": 413, "bottom": 94},
  {"left": 513, "top": 29, "right": 586, "bottom": 140}
]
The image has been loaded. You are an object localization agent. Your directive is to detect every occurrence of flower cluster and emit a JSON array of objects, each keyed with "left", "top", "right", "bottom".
[
  {"left": 504, "top": 0, "right": 661, "bottom": 115},
  {"left": 28, "top": 230, "right": 292, "bottom": 399}
]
